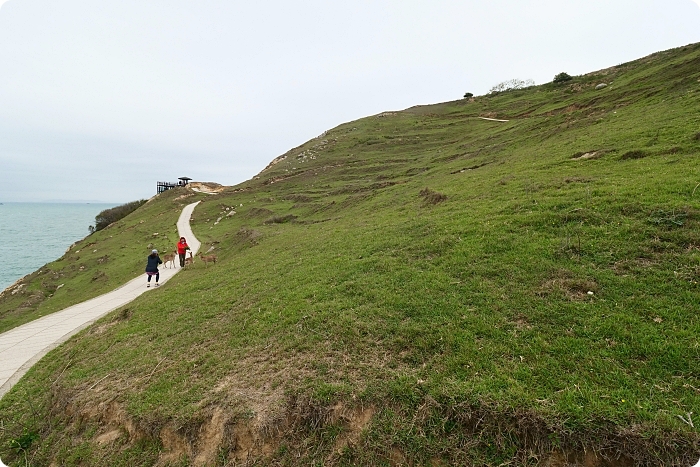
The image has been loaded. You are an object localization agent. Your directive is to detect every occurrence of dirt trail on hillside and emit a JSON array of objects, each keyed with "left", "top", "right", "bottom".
[{"left": 477, "top": 116, "right": 510, "bottom": 122}]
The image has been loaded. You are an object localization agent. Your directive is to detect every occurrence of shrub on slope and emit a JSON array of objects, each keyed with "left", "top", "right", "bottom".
[{"left": 91, "top": 199, "right": 147, "bottom": 232}]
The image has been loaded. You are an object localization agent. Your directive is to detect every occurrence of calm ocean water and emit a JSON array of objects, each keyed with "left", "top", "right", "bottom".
[{"left": 0, "top": 203, "right": 114, "bottom": 292}]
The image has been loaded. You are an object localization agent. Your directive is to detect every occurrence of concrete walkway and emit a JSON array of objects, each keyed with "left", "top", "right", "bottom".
[{"left": 0, "top": 201, "right": 201, "bottom": 399}]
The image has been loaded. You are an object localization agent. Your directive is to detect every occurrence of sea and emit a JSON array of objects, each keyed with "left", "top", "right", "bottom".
[{"left": 0, "top": 203, "right": 115, "bottom": 292}]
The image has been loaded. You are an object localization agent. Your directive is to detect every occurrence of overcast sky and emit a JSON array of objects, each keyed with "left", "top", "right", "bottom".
[{"left": 0, "top": 0, "right": 699, "bottom": 203}]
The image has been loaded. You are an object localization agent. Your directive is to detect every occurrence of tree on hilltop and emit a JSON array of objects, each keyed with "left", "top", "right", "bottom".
[{"left": 553, "top": 72, "right": 573, "bottom": 83}]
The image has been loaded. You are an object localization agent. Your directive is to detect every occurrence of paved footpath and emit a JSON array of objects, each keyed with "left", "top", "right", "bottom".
[{"left": 0, "top": 201, "right": 201, "bottom": 399}]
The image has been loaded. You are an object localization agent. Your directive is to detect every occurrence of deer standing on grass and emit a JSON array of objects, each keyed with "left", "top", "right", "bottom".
[
  {"left": 162, "top": 251, "right": 176, "bottom": 268},
  {"left": 184, "top": 251, "right": 194, "bottom": 267},
  {"left": 198, "top": 252, "right": 217, "bottom": 267}
]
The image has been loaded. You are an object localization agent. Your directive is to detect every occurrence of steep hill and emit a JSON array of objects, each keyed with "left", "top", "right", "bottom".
[{"left": 1, "top": 43, "right": 700, "bottom": 466}]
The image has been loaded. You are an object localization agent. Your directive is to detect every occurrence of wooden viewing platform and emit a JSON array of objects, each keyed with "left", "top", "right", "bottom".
[{"left": 157, "top": 177, "right": 192, "bottom": 194}]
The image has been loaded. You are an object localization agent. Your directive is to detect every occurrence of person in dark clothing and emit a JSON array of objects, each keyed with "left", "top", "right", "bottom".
[
  {"left": 177, "top": 237, "right": 190, "bottom": 267},
  {"left": 146, "top": 249, "right": 163, "bottom": 287}
]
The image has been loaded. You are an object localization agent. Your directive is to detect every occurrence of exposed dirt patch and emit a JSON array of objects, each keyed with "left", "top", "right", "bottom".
[
  {"left": 38, "top": 383, "right": 700, "bottom": 466},
  {"left": 260, "top": 154, "right": 288, "bottom": 172},
  {"left": 284, "top": 194, "right": 315, "bottom": 203},
  {"left": 95, "top": 428, "right": 122, "bottom": 445},
  {"left": 226, "top": 421, "right": 278, "bottom": 463},
  {"left": 56, "top": 393, "right": 278, "bottom": 466},
  {"left": 543, "top": 449, "right": 634, "bottom": 467},
  {"left": 451, "top": 162, "right": 491, "bottom": 174},
  {"left": 158, "top": 425, "right": 190, "bottom": 466},
  {"left": 174, "top": 192, "right": 196, "bottom": 201},
  {"left": 405, "top": 166, "right": 430, "bottom": 176},
  {"left": 420, "top": 188, "right": 447, "bottom": 205},
  {"left": 563, "top": 177, "right": 594, "bottom": 184},
  {"left": 247, "top": 207, "right": 275, "bottom": 218},
  {"left": 17, "top": 292, "right": 45, "bottom": 311},
  {"left": 91, "top": 271, "right": 108, "bottom": 283},
  {"left": 188, "top": 182, "right": 225, "bottom": 194},
  {"left": 0, "top": 277, "right": 28, "bottom": 299},
  {"left": 511, "top": 315, "right": 534, "bottom": 330},
  {"left": 193, "top": 407, "right": 228, "bottom": 466},
  {"left": 264, "top": 214, "right": 298, "bottom": 224},
  {"left": 611, "top": 257, "right": 659, "bottom": 275},
  {"left": 263, "top": 170, "right": 307, "bottom": 185},
  {"left": 338, "top": 193, "right": 372, "bottom": 209},
  {"left": 620, "top": 150, "right": 648, "bottom": 160},
  {"left": 538, "top": 270, "right": 598, "bottom": 301},
  {"left": 231, "top": 423, "right": 256, "bottom": 461},
  {"left": 498, "top": 175, "right": 516, "bottom": 185},
  {"left": 480, "top": 111, "right": 499, "bottom": 119},
  {"left": 568, "top": 83, "right": 592, "bottom": 93},
  {"left": 389, "top": 447, "right": 408, "bottom": 466},
  {"left": 212, "top": 358, "right": 300, "bottom": 421},
  {"left": 330, "top": 404, "right": 376, "bottom": 455},
  {"left": 67, "top": 399, "right": 145, "bottom": 455},
  {"left": 572, "top": 151, "right": 602, "bottom": 161},
  {"left": 89, "top": 321, "right": 119, "bottom": 336},
  {"left": 236, "top": 227, "right": 262, "bottom": 245}
]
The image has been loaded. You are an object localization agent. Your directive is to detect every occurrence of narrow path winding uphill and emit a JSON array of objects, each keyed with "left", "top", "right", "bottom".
[{"left": 0, "top": 201, "right": 201, "bottom": 399}]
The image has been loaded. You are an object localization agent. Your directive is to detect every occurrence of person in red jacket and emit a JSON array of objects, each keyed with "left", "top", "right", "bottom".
[{"left": 177, "top": 237, "right": 190, "bottom": 267}]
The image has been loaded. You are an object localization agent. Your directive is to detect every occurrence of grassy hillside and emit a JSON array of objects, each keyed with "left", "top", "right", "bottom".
[
  {"left": 0, "top": 189, "right": 204, "bottom": 334},
  {"left": 1, "top": 43, "right": 700, "bottom": 466}
]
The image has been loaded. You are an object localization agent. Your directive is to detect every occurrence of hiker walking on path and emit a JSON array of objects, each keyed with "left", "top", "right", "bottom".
[
  {"left": 177, "top": 236, "right": 190, "bottom": 267},
  {"left": 146, "top": 249, "right": 163, "bottom": 287}
]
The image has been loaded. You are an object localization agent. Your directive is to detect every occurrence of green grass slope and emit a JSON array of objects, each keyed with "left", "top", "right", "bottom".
[
  {"left": 0, "top": 189, "right": 204, "bottom": 334},
  {"left": 2, "top": 43, "right": 700, "bottom": 466}
]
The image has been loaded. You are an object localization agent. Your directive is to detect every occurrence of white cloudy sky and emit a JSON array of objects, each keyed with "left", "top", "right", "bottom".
[{"left": 0, "top": 1, "right": 699, "bottom": 202}]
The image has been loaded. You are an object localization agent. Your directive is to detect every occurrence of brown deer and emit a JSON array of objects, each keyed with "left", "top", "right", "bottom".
[
  {"left": 162, "top": 251, "right": 176, "bottom": 268},
  {"left": 198, "top": 252, "right": 217, "bottom": 267},
  {"left": 184, "top": 251, "right": 194, "bottom": 267}
]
